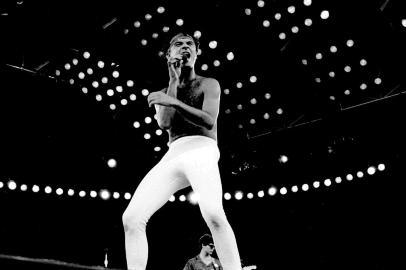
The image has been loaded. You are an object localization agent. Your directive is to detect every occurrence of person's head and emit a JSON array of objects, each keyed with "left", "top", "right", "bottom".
[
  {"left": 198, "top": 234, "right": 215, "bottom": 254},
  {"left": 166, "top": 32, "right": 200, "bottom": 67}
]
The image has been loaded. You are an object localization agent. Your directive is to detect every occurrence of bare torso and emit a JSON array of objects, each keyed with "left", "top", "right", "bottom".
[{"left": 165, "top": 75, "right": 218, "bottom": 143}]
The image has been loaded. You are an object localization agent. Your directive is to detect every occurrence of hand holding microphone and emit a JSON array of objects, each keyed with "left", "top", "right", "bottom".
[{"left": 167, "top": 54, "right": 188, "bottom": 83}]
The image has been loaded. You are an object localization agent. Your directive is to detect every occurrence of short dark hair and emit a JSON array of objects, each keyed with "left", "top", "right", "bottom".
[
  {"left": 198, "top": 234, "right": 213, "bottom": 247},
  {"left": 165, "top": 32, "right": 200, "bottom": 55}
]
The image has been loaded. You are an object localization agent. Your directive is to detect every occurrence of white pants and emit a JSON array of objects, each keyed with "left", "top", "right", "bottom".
[{"left": 122, "top": 135, "right": 241, "bottom": 270}]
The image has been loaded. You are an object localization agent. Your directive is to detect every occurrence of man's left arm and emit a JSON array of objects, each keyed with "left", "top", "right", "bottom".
[{"left": 173, "top": 78, "right": 220, "bottom": 130}]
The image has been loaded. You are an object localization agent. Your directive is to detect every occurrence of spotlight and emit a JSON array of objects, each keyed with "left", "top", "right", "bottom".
[
  {"left": 133, "top": 121, "right": 141, "bottom": 128},
  {"left": 257, "top": 0, "right": 265, "bottom": 8},
  {"left": 194, "top": 30, "right": 202, "bottom": 38},
  {"left": 209, "top": 41, "right": 218, "bottom": 49},
  {"left": 279, "top": 187, "right": 287, "bottom": 195},
  {"left": 320, "top": 10, "right": 330, "bottom": 19},
  {"left": 367, "top": 166, "right": 376, "bottom": 175},
  {"left": 179, "top": 195, "right": 186, "bottom": 202},
  {"left": 188, "top": 191, "right": 200, "bottom": 204},
  {"left": 45, "top": 186, "right": 52, "bottom": 194},
  {"left": 124, "top": 192, "right": 132, "bottom": 200},
  {"left": 278, "top": 33, "right": 286, "bottom": 40},
  {"left": 235, "top": 191, "right": 243, "bottom": 200},
  {"left": 304, "top": 18, "right": 312, "bottom": 26},
  {"left": 134, "top": 21, "right": 141, "bottom": 28},
  {"left": 224, "top": 193, "right": 232, "bottom": 200},
  {"left": 83, "top": 51, "right": 90, "bottom": 59},
  {"left": 275, "top": 13, "right": 281, "bottom": 20},
  {"left": 68, "top": 189, "right": 75, "bottom": 196},
  {"left": 313, "top": 181, "right": 320, "bottom": 188},
  {"left": 157, "top": 6, "right": 165, "bottom": 14},
  {"left": 169, "top": 195, "right": 175, "bottom": 202},
  {"left": 90, "top": 191, "right": 97, "bottom": 198},
  {"left": 100, "top": 189, "right": 111, "bottom": 200},
  {"left": 32, "top": 185, "right": 40, "bottom": 193},
  {"left": 346, "top": 39, "right": 354, "bottom": 47},
  {"left": 79, "top": 191, "right": 86, "bottom": 197},
  {"left": 113, "top": 192, "right": 120, "bottom": 199},
  {"left": 121, "top": 99, "right": 128, "bottom": 105},
  {"left": 279, "top": 155, "right": 288, "bottom": 163},
  {"left": 107, "top": 158, "right": 117, "bottom": 168},
  {"left": 7, "top": 180, "right": 17, "bottom": 190},
  {"left": 304, "top": 0, "right": 312, "bottom": 6},
  {"left": 56, "top": 188, "right": 63, "bottom": 195},
  {"left": 112, "top": 71, "right": 120, "bottom": 78},
  {"left": 176, "top": 19, "right": 184, "bottom": 26},
  {"left": 268, "top": 186, "right": 277, "bottom": 196},
  {"left": 287, "top": 6, "right": 295, "bottom": 14},
  {"left": 302, "top": 184, "right": 309, "bottom": 191},
  {"left": 141, "top": 89, "right": 149, "bottom": 96},
  {"left": 227, "top": 52, "right": 235, "bottom": 60},
  {"left": 107, "top": 89, "right": 114, "bottom": 96},
  {"left": 127, "top": 80, "right": 134, "bottom": 87},
  {"left": 257, "top": 190, "right": 265, "bottom": 198},
  {"left": 97, "top": 61, "right": 105, "bottom": 68},
  {"left": 377, "top": 164, "right": 385, "bottom": 171}
]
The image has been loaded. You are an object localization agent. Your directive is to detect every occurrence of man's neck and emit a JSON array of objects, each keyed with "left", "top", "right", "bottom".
[
  {"left": 199, "top": 250, "right": 211, "bottom": 261},
  {"left": 179, "top": 66, "right": 196, "bottom": 84}
]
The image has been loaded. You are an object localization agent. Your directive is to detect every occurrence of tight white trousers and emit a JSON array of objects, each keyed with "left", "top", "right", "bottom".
[{"left": 122, "top": 135, "right": 241, "bottom": 270}]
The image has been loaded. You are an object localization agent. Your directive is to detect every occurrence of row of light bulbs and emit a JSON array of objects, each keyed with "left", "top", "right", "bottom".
[{"left": 0, "top": 164, "right": 385, "bottom": 203}]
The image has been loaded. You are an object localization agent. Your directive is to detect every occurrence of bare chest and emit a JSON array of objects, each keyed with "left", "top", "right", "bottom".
[{"left": 177, "top": 80, "right": 204, "bottom": 108}]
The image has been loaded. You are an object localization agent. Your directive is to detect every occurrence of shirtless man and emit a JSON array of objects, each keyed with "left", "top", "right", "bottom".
[{"left": 122, "top": 33, "right": 241, "bottom": 270}]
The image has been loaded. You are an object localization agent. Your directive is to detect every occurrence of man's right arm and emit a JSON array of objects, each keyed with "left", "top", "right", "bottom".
[{"left": 155, "top": 83, "right": 177, "bottom": 129}]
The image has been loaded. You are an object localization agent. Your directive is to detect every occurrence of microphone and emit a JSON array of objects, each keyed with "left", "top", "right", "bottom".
[{"left": 181, "top": 54, "right": 188, "bottom": 65}]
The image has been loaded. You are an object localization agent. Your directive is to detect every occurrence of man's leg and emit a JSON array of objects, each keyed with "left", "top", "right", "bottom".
[
  {"left": 122, "top": 159, "right": 188, "bottom": 270},
  {"left": 184, "top": 146, "right": 241, "bottom": 270}
]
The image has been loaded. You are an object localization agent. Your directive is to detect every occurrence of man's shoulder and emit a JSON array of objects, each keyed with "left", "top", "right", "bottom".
[
  {"left": 197, "top": 76, "right": 220, "bottom": 93},
  {"left": 197, "top": 75, "right": 219, "bottom": 85}
]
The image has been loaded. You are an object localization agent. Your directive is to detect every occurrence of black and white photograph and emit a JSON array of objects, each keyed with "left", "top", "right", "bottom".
[{"left": 0, "top": 0, "right": 404, "bottom": 269}]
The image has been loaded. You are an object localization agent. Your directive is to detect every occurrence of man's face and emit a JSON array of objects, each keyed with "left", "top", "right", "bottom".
[
  {"left": 202, "top": 243, "right": 215, "bottom": 254},
  {"left": 167, "top": 36, "right": 197, "bottom": 67}
]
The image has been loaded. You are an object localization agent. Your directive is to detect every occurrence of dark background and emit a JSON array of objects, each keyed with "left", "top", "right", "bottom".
[{"left": 0, "top": 0, "right": 405, "bottom": 269}]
